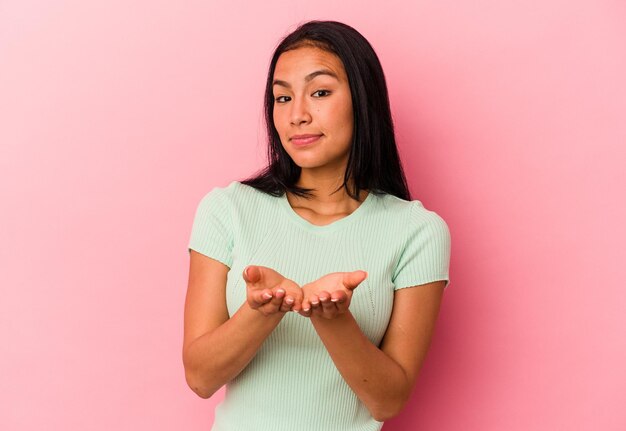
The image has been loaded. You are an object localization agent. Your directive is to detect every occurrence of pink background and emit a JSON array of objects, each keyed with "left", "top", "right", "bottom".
[{"left": 1, "top": 1, "right": 625, "bottom": 430}]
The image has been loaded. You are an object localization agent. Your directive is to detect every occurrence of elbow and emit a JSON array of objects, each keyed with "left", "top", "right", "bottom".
[
  {"left": 371, "top": 405, "right": 403, "bottom": 422},
  {"left": 370, "top": 367, "right": 417, "bottom": 421},
  {"left": 183, "top": 348, "right": 218, "bottom": 399},
  {"left": 191, "top": 385, "right": 213, "bottom": 400},
  {"left": 371, "top": 404, "right": 405, "bottom": 422},
  {"left": 369, "top": 392, "right": 411, "bottom": 422},
  {"left": 191, "top": 388, "right": 212, "bottom": 399},
  {"left": 184, "top": 369, "right": 216, "bottom": 399}
]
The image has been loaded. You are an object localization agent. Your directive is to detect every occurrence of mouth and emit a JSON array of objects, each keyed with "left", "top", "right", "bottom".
[{"left": 290, "top": 135, "right": 323, "bottom": 147}]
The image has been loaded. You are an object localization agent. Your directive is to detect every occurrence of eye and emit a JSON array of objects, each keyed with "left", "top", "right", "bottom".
[
  {"left": 274, "top": 95, "right": 290, "bottom": 103},
  {"left": 312, "top": 89, "right": 331, "bottom": 97}
]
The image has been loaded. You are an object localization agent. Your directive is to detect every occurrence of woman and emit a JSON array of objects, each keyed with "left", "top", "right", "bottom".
[{"left": 183, "top": 20, "right": 451, "bottom": 431}]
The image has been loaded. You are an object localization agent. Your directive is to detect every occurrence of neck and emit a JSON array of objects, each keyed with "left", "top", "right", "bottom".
[
  {"left": 289, "top": 169, "right": 368, "bottom": 215},
  {"left": 298, "top": 171, "right": 347, "bottom": 199}
]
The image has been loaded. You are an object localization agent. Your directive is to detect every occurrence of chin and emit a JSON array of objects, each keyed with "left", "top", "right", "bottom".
[
  {"left": 286, "top": 154, "right": 318, "bottom": 168},
  {"left": 294, "top": 160, "right": 345, "bottom": 173},
  {"left": 285, "top": 149, "right": 347, "bottom": 171},
  {"left": 292, "top": 160, "right": 323, "bottom": 169}
]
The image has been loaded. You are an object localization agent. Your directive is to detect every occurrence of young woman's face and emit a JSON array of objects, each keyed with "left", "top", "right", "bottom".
[{"left": 272, "top": 46, "right": 354, "bottom": 173}]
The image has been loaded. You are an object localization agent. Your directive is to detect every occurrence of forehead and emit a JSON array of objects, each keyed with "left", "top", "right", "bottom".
[{"left": 273, "top": 47, "right": 347, "bottom": 81}]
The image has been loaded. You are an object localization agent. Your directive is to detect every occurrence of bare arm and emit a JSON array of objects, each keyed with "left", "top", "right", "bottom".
[
  {"left": 182, "top": 251, "right": 300, "bottom": 398},
  {"left": 307, "top": 280, "right": 445, "bottom": 421}
]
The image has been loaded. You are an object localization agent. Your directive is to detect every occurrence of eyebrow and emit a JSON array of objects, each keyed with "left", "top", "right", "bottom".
[{"left": 272, "top": 69, "right": 339, "bottom": 88}]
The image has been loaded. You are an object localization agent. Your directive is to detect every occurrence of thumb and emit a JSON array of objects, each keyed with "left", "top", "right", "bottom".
[
  {"left": 243, "top": 265, "right": 261, "bottom": 284},
  {"left": 342, "top": 270, "right": 368, "bottom": 290}
]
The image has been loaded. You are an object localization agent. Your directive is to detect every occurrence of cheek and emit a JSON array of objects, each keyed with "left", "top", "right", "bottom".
[
  {"left": 273, "top": 111, "right": 286, "bottom": 136},
  {"left": 338, "top": 104, "right": 353, "bottom": 137},
  {"left": 338, "top": 96, "right": 353, "bottom": 126},
  {"left": 327, "top": 103, "right": 352, "bottom": 131},
  {"left": 272, "top": 110, "right": 279, "bottom": 128}
]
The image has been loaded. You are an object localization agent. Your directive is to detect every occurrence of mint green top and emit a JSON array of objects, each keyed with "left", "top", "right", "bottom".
[{"left": 188, "top": 181, "right": 451, "bottom": 431}]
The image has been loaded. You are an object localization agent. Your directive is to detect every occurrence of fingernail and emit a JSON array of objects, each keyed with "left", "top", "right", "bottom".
[
  {"left": 331, "top": 298, "right": 339, "bottom": 302},
  {"left": 286, "top": 298, "right": 294, "bottom": 304},
  {"left": 263, "top": 293, "right": 272, "bottom": 299},
  {"left": 277, "top": 289, "right": 285, "bottom": 294}
]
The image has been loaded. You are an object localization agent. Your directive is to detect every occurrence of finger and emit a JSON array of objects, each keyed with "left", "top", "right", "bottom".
[
  {"left": 250, "top": 289, "right": 272, "bottom": 307},
  {"left": 253, "top": 289, "right": 273, "bottom": 303},
  {"left": 269, "top": 288, "right": 285, "bottom": 307},
  {"left": 258, "top": 288, "right": 285, "bottom": 315},
  {"left": 291, "top": 295, "right": 303, "bottom": 313},
  {"left": 312, "top": 304, "right": 325, "bottom": 317},
  {"left": 320, "top": 292, "right": 335, "bottom": 313},
  {"left": 300, "top": 298, "right": 311, "bottom": 314},
  {"left": 309, "top": 294, "right": 320, "bottom": 309},
  {"left": 243, "top": 265, "right": 261, "bottom": 284},
  {"left": 331, "top": 291, "right": 349, "bottom": 314},
  {"left": 335, "top": 300, "right": 350, "bottom": 314},
  {"left": 318, "top": 290, "right": 330, "bottom": 302},
  {"left": 330, "top": 290, "right": 347, "bottom": 304},
  {"left": 280, "top": 295, "right": 295, "bottom": 313},
  {"left": 343, "top": 270, "right": 368, "bottom": 290}
]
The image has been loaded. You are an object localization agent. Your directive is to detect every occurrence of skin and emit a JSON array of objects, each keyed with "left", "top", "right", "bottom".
[
  {"left": 182, "top": 46, "right": 446, "bottom": 421},
  {"left": 272, "top": 45, "right": 367, "bottom": 222}
]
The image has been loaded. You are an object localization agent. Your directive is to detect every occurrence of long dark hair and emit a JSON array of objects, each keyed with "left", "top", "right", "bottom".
[{"left": 240, "top": 20, "right": 411, "bottom": 201}]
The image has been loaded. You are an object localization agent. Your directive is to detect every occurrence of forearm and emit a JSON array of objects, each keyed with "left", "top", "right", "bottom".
[
  {"left": 310, "top": 312, "right": 411, "bottom": 421},
  {"left": 184, "top": 303, "right": 284, "bottom": 398}
]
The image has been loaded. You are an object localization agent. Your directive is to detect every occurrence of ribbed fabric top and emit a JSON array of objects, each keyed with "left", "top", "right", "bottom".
[{"left": 188, "top": 181, "right": 451, "bottom": 431}]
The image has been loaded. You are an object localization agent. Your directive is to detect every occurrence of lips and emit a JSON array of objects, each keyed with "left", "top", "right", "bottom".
[{"left": 290, "top": 134, "right": 323, "bottom": 146}]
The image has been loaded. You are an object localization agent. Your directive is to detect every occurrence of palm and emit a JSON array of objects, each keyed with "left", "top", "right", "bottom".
[
  {"left": 246, "top": 266, "right": 286, "bottom": 290},
  {"left": 243, "top": 265, "right": 303, "bottom": 314},
  {"left": 302, "top": 272, "right": 351, "bottom": 297},
  {"left": 300, "top": 270, "right": 367, "bottom": 318}
]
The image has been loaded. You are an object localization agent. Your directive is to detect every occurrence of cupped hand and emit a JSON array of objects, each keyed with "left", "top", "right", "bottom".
[
  {"left": 243, "top": 265, "right": 303, "bottom": 316},
  {"left": 299, "top": 270, "right": 368, "bottom": 319}
]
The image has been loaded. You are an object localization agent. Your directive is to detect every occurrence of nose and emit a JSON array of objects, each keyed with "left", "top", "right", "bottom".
[{"left": 290, "top": 96, "right": 312, "bottom": 126}]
